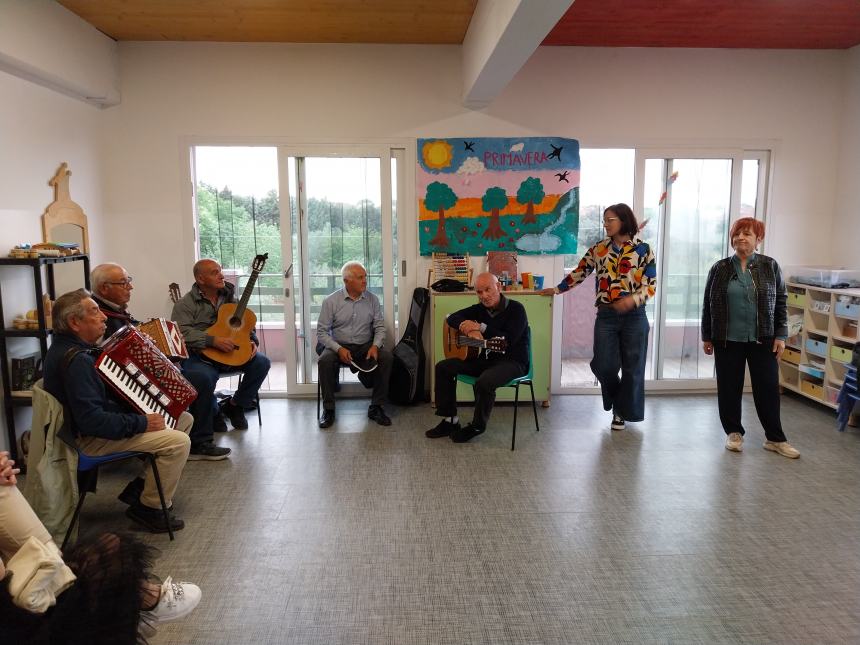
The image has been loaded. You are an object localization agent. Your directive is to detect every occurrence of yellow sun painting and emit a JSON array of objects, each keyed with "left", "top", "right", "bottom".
[{"left": 422, "top": 140, "right": 454, "bottom": 170}]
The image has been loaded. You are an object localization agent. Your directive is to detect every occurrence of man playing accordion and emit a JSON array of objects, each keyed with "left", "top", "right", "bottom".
[{"left": 43, "top": 289, "right": 192, "bottom": 534}]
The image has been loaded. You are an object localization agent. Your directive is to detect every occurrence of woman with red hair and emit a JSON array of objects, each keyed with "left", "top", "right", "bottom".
[{"left": 702, "top": 217, "right": 799, "bottom": 458}]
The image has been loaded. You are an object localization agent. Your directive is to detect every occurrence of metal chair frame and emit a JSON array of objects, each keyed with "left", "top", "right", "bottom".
[
  {"left": 58, "top": 426, "right": 175, "bottom": 549},
  {"left": 455, "top": 328, "right": 539, "bottom": 450}
]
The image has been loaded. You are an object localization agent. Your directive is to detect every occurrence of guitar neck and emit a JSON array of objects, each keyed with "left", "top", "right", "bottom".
[
  {"left": 234, "top": 271, "right": 260, "bottom": 319},
  {"left": 457, "top": 334, "right": 491, "bottom": 348}
]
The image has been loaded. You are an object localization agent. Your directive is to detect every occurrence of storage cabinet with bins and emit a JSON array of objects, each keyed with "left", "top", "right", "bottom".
[
  {"left": 0, "top": 255, "right": 90, "bottom": 461},
  {"left": 779, "top": 281, "right": 860, "bottom": 409}
]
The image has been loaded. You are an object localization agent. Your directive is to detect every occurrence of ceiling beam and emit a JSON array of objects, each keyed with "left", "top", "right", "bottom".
[{"left": 462, "top": 0, "right": 573, "bottom": 108}]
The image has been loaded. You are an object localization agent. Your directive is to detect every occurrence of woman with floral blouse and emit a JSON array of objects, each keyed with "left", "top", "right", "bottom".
[{"left": 542, "top": 204, "right": 657, "bottom": 430}]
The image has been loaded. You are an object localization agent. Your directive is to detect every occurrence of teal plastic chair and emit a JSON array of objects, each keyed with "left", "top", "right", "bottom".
[{"left": 456, "top": 328, "right": 539, "bottom": 450}]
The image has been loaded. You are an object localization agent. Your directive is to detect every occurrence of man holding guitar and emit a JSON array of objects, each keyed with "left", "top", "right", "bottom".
[
  {"left": 172, "top": 259, "right": 271, "bottom": 460},
  {"left": 427, "top": 272, "right": 529, "bottom": 443}
]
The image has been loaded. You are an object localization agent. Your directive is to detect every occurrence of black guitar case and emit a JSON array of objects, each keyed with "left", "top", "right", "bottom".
[{"left": 388, "top": 288, "right": 430, "bottom": 404}]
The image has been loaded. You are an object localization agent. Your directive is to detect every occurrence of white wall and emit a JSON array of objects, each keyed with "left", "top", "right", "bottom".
[
  {"left": 1, "top": 38, "right": 852, "bottom": 443},
  {"left": 99, "top": 43, "right": 848, "bottom": 319},
  {"left": 0, "top": 71, "right": 105, "bottom": 450},
  {"left": 834, "top": 45, "right": 860, "bottom": 265},
  {"left": 0, "top": 0, "right": 119, "bottom": 107}
]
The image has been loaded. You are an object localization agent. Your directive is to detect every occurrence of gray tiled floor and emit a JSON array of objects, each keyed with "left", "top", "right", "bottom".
[{"left": 69, "top": 392, "right": 860, "bottom": 644}]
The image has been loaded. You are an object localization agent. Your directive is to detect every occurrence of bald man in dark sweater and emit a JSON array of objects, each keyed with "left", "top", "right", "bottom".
[{"left": 427, "top": 272, "right": 529, "bottom": 443}]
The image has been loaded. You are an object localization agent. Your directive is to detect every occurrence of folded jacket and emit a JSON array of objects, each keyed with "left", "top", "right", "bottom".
[{"left": 6, "top": 536, "right": 76, "bottom": 613}]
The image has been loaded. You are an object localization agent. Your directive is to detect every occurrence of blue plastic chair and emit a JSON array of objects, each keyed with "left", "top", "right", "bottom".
[
  {"left": 58, "top": 424, "right": 175, "bottom": 549},
  {"left": 456, "top": 328, "right": 539, "bottom": 450}
]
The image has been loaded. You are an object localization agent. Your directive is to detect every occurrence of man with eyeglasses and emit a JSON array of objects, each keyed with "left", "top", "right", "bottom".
[{"left": 91, "top": 263, "right": 139, "bottom": 339}]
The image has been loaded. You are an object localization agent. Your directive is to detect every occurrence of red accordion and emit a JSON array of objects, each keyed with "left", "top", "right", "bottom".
[{"left": 96, "top": 326, "right": 197, "bottom": 429}]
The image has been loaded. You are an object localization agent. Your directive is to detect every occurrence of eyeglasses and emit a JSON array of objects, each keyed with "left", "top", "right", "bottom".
[
  {"left": 106, "top": 277, "right": 133, "bottom": 288},
  {"left": 603, "top": 217, "right": 619, "bottom": 224}
]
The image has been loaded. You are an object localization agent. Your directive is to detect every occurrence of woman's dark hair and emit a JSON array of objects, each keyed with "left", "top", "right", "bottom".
[
  {"left": 605, "top": 203, "right": 639, "bottom": 237},
  {"left": 1, "top": 532, "right": 158, "bottom": 645}
]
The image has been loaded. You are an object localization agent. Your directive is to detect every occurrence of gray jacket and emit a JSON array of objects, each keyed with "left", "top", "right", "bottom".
[
  {"left": 702, "top": 253, "right": 788, "bottom": 344},
  {"left": 22, "top": 380, "right": 79, "bottom": 543},
  {"left": 171, "top": 282, "right": 258, "bottom": 352}
]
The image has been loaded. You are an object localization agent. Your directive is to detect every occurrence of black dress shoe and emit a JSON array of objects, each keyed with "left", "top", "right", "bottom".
[
  {"left": 117, "top": 477, "right": 145, "bottom": 506},
  {"left": 319, "top": 408, "right": 335, "bottom": 428},
  {"left": 119, "top": 478, "right": 174, "bottom": 511},
  {"left": 426, "top": 419, "right": 460, "bottom": 438},
  {"left": 126, "top": 503, "right": 185, "bottom": 533},
  {"left": 368, "top": 405, "right": 391, "bottom": 426},
  {"left": 213, "top": 412, "right": 228, "bottom": 433},
  {"left": 220, "top": 399, "right": 249, "bottom": 430},
  {"left": 451, "top": 423, "right": 485, "bottom": 443}
]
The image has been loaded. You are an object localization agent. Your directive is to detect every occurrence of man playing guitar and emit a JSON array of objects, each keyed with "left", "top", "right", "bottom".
[
  {"left": 427, "top": 272, "right": 529, "bottom": 443},
  {"left": 172, "top": 259, "right": 271, "bottom": 460}
]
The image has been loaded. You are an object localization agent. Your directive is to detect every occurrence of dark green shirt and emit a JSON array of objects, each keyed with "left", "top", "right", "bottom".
[{"left": 726, "top": 253, "right": 758, "bottom": 342}]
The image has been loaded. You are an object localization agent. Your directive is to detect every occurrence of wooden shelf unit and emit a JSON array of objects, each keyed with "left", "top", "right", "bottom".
[
  {"left": 779, "top": 281, "right": 860, "bottom": 409},
  {"left": 0, "top": 255, "right": 90, "bottom": 461}
]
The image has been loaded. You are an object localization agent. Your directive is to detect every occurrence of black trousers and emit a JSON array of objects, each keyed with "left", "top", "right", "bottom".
[
  {"left": 318, "top": 341, "right": 392, "bottom": 410},
  {"left": 435, "top": 357, "right": 526, "bottom": 430},
  {"left": 713, "top": 340, "right": 787, "bottom": 442}
]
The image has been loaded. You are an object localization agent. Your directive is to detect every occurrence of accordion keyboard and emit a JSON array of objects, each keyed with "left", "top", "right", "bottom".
[{"left": 97, "top": 355, "right": 178, "bottom": 429}]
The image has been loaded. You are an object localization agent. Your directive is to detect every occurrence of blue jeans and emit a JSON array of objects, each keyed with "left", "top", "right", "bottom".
[
  {"left": 182, "top": 352, "right": 271, "bottom": 447},
  {"left": 590, "top": 307, "right": 649, "bottom": 422}
]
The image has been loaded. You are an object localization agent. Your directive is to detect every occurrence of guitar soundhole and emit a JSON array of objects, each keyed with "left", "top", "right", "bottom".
[{"left": 229, "top": 316, "right": 242, "bottom": 328}]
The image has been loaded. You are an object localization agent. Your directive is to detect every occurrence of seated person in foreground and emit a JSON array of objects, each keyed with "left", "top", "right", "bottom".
[
  {"left": 43, "top": 290, "right": 191, "bottom": 534},
  {"left": 316, "top": 261, "right": 393, "bottom": 429},
  {"left": 90, "top": 263, "right": 138, "bottom": 338},
  {"left": 172, "top": 259, "right": 271, "bottom": 460},
  {"left": 0, "top": 451, "right": 200, "bottom": 643},
  {"left": 427, "top": 272, "right": 529, "bottom": 443}
]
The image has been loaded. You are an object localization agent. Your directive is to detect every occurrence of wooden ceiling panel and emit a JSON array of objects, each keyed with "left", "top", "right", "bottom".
[
  {"left": 57, "top": 0, "right": 478, "bottom": 44},
  {"left": 57, "top": 0, "right": 860, "bottom": 48},
  {"left": 543, "top": 0, "right": 860, "bottom": 49}
]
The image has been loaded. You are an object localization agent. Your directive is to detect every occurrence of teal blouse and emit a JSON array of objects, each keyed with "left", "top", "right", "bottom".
[{"left": 726, "top": 254, "right": 758, "bottom": 342}]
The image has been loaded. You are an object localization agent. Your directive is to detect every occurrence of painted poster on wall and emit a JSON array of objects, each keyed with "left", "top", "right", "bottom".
[{"left": 418, "top": 137, "right": 580, "bottom": 255}]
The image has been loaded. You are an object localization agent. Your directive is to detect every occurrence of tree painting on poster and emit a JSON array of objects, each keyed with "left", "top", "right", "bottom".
[{"left": 418, "top": 137, "right": 580, "bottom": 255}]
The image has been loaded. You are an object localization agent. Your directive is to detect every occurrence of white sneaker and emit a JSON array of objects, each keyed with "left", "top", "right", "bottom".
[
  {"left": 763, "top": 441, "right": 800, "bottom": 459},
  {"left": 725, "top": 432, "right": 743, "bottom": 452},
  {"left": 610, "top": 414, "right": 625, "bottom": 431},
  {"left": 143, "top": 576, "right": 202, "bottom": 623}
]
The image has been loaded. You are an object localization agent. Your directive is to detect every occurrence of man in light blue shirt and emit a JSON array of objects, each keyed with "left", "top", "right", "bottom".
[{"left": 316, "top": 262, "right": 392, "bottom": 428}]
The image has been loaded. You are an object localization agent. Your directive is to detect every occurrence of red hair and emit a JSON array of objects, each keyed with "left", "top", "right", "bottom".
[{"left": 729, "top": 217, "right": 765, "bottom": 241}]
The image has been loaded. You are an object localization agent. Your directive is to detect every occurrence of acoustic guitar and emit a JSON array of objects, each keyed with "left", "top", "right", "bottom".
[
  {"left": 443, "top": 321, "right": 507, "bottom": 360},
  {"left": 201, "top": 253, "right": 268, "bottom": 367}
]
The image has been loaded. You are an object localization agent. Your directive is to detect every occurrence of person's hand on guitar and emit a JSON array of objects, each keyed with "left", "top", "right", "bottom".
[
  {"left": 366, "top": 345, "right": 379, "bottom": 361},
  {"left": 337, "top": 347, "right": 353, "bottom": 365},
  {"left": 458, "top": 320, "right": 483, "bottom": 338},
  {"left": 212, "top": 336, "right": 239, "bottom": 353},
  {"left": 145, "top": 414, "right": 166, "bottom": 432}
]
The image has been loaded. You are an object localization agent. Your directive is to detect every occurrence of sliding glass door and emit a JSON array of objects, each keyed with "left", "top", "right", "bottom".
[
  {"left": 557, "top": 148, "right": 769, "bottom": 389},
  {"left": 190, "top": 143, "right": 405, "bottom": 396},
  {"left": 278, "top": 146, "right": 400, "bottom": 395}
]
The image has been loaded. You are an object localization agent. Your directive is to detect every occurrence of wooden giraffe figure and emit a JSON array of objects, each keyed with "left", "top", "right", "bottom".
[{"left": 42, "top": 162, "right": 90, "bottom": 253}]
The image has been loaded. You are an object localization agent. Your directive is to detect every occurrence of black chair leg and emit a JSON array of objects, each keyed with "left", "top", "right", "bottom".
[
  {"left": 529, "top": 381, "right": 539, "bottom": 432},
  {"left": 255, "top": 393, "right": 262, "bottom": 425},
  {"left": 512, "top": 384, "right": 520, "bottom": 451},
  {"left": 147, "top": 455, "right": 175, "bottom": 542},
  {"left": 62, "top": 491, "right": 89, "bottom": 551}
]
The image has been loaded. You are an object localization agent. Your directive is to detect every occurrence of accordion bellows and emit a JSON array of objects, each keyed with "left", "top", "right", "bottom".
[
  {"left": 138, "top": 318, "right": 189, "bottom": 360},
  {"left": 96, "top": 326, "right": 197, "bottom": 429}
]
